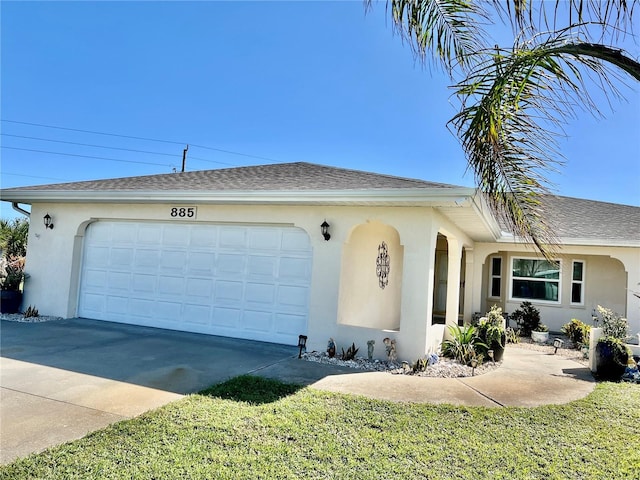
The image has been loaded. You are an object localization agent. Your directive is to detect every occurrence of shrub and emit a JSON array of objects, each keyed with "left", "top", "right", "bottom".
[
  {"left": 596, "top": 305, "right": 629, "bottom": 341},
  {"left": 510, "top": 301, "right": 542, "bottom": 336},
  {"left": 341, "top": 343, "right": 359, "bottom": 361},
  {"left": 24, "top": 305, "right": 39, "bottom": 318},
  {"left": 441, "top": 324, "right": 487, "bottom": 366},
  {"left": 562, "top": 319, "right": 591, "bottom": 346},
  {"left": 505, "top": 327, "right": 520, "bottom": 344},
  {"left": 0, "top": 256, "right": 25, "bottom": 291},
  {"left": 596, "top": 336, "right": 631, "bottom": 380}
]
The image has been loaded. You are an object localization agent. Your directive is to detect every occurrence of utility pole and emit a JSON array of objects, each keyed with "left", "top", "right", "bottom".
[{"left": 181, "top": 145, "right": 189, "bottom": 172}]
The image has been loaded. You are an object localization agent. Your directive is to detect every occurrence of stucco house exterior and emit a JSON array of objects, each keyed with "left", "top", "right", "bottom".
[{"left": 1, "top": 162, "right": 638, "bottom": 361}]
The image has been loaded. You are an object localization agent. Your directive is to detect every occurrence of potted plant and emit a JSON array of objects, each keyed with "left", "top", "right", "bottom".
[
  {"left": 0, "top": 256, "right": 25, "bottom": 313},
  {"left": 531, "top": 324, "right": 549, "bottom": 343},
  {"left": 476, "top": 305, "right": 506, "bottom": 362},
  {"left": 596, "top": 336, "right": 631, "bottom": 380},
  {"left": 510, "top": 301, "right": 542, "bottom": 337}
]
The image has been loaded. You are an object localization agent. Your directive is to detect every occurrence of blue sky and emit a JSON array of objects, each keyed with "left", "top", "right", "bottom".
[{"left": 1, "top": 1, "right": 639, "bottom": 220}]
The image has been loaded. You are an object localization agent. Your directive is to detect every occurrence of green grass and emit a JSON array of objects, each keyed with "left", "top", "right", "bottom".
[{"left": 2, "top": 376, "right": 639, "bottom": 479}]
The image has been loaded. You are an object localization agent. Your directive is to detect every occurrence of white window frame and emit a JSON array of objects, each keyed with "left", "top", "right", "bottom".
[
  {"left": 570, "top": 260, "right": 586, "bottom": 306},
  {"left": 489, "top": 256, "right": 502, "bottom": 299},
  {"left": 509, "top": 257, "right": 562, "bottom": 305}
]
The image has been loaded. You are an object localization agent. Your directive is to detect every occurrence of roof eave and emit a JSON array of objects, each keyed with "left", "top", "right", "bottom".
[{"left": 0, "top": 187, "right": 478, "bottom": 207}]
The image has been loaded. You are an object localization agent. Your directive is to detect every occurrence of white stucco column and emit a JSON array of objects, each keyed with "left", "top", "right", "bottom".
[
  {"left": 396, "top": 219, "right": 436, "bottom": 361},
  {"left": 445, "top": 237, "right": 462, "bottom": 329},
  {"left": 463, "top": 247, "right": 475, "bottom": 323}
]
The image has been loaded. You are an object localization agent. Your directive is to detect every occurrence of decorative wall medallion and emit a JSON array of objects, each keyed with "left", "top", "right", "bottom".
[{"left": 376, "top": 241, "right": 390, "bottom": 289}]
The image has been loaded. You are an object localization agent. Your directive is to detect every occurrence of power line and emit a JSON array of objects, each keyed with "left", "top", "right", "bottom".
[
  {"left": 2, "top": 133, "right": 180, "bottom": 158},
  {"left": 2, "top": 133, "right": 239, "bottom": 167},
  {"left": 1, "top": 146, "right": 174, "bottom": 168},
  {"left": 2, "top": 119, "right": 281, "bottom": 163},
  {"left": 1, "top": 172, "right": 68, "bottom": 182}
]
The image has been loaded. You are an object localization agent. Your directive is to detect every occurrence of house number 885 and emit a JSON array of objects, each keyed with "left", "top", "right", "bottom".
[{"left": 170, "top": 207, "right": 196, "bottom": 218}]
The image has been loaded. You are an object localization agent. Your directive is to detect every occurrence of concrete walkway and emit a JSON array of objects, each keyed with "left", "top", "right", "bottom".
[
  {"left": 1, "top": 319, "right": 595, "bottom": 465},
  {"left": 256, "top": 346, "right": 596, "bottom": 407}
]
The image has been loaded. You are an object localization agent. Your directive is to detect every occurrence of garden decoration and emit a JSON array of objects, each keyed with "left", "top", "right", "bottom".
[
  {"left": 367, "top": 340, "right": 375, "bottom": 360},
  {"left": 327, "top": 338, "right": 336, "bottom": 358},
  {"left": 383, "top": 337, "right": 397, "bottom": 362}
]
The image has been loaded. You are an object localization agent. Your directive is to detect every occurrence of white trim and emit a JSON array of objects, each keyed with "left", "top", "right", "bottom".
[
  {"left": 509, "top": 256, "right": 562, "bottom": 305},
  {"left": 0, "top": 187, "right": 478, "bottom": 206},
  {"left": 570, "top": 259, "right": 586, "bottom": 306}
]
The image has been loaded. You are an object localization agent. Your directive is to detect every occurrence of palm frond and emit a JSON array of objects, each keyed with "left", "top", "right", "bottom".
[
  {"left": 449, "top": 33, "right": 640, "bottom": 257},
  {"left": 365, "top": 0, "right": 490, "bottom": 73}
]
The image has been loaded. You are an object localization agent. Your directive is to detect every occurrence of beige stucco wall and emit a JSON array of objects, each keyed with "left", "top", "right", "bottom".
[
  {"left": 22, "top": 202, "right": 460, "bottom": 361},
  {"left": 472, "top": 243, "right": 640, "bottom": 336}
]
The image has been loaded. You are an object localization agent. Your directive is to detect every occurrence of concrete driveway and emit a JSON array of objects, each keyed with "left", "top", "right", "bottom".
[{"left": 0, "top": 318, "right": 326, "bottom": 464}]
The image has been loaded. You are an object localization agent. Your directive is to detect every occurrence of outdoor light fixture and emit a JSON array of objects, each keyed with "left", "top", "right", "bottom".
[
  {"left": 320, "top": 220, "right": 330, "bottom": 241},
  {"left": 488, "top": 349, "right": 495, "bottom": 363},
  {"left": 553, "top": 338, "right": 564, "bottom": 354},
  {"left": 43, "top": 213, "right": 54, "bottom": 230},
  {"left": 298, "top": 335, "right": 308, "bottom": 358},
  {"left": 470, "top": 357, "right": 478, "bottom": 376}
]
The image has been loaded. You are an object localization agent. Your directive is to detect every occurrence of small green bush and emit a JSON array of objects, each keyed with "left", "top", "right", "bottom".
[
  {"left": 562, "top": 319, "right": 591, "bottom": 346},
  {"left": 596, "top": 305, "right": 629, "bottom": 341},
  {"left": 505, "top": 327, "right": 520, "bottom": 344},
  {"left": 341, "top": 343, "right": 359, "bottom": 361},
  {"left": 511, "top": 301, "right": 542, "bottom": 336},
  {"left": 441, "top": 324, "right": 486, "bottom": 366}
]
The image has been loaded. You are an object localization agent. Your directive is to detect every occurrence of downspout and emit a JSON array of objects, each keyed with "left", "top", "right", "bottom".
[{"left": 12, "top": 202, "right": 30, "bottom": 218}]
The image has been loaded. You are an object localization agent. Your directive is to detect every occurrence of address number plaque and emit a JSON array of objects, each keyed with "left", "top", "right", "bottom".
[{"left": 169, "top": 206, "right": 197, "bottom": 219}]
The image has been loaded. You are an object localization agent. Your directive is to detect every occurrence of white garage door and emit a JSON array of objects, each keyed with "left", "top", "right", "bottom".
[{"left": 78, "top": 221, "right": 312, "bottom": 345}]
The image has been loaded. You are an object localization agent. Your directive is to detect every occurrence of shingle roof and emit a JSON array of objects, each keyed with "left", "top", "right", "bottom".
[
  {"left": 541, "top": 195, "right": 640, "bottom": 242},
  {"left": 0, "top": 162, "right": 459, "bottom": 192}
]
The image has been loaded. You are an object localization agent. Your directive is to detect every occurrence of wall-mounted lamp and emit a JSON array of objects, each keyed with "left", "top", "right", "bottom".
[
  {"left": 43, "top": 213, "right": 54, "bottom": 230},
  {"left": 297, "top": 335, "right": 308, "bottom": 358},
  {"left": 320, "top": 220, "right": 330, "bottom": 241}
]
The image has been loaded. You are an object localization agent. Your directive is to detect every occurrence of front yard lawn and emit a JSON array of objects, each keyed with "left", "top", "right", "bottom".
[{"left": 2, "top": 376, "right": 639, "bottom": 479}]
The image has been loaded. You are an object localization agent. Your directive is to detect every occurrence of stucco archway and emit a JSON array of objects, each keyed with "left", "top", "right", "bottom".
[{"left": 337, "top": 221, "right": 403, "bottom": 330}]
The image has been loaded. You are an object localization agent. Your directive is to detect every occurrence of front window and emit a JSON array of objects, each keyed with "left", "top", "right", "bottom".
[
  {"left": 489, "top": 257, "right": 502, "bottom": 298},
  {"left": 511, "top": 258, "right": 560, "bottom": 303},
  {"left": 571, "top": 261, "right": 585, "bottom": 305}
]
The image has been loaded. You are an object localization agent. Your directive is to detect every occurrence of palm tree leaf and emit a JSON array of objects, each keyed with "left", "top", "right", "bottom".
[
  {"left": 449, "top": 33, "right": 640, "bottom": 256},
  {"left": 365, "top": 0, "right": 490, "bottom": 73}
]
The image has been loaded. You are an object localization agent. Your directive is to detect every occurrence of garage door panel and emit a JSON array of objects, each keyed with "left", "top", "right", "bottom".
[
  {"left": 158, "top": 276, "right": 185, "bottom": 295},
  {"left": 130, "top": 298, "right": 154, "bottom": 317},
  {"left": 187, "top": 252, "right": 215, "bottom": 275},
  {"left": 243, "top": 310, "right": 272, "bottom": 332},
  {"left": 84, "top": 246, "right": 109, "bottom": 268},
  {"left": 275, "top": 313, "right": 306, "bottom": 335},
  {"left": 160, "top": 250, "right": 187, "bottom": 271},
  {"left": 278, "top": 257, "right": 311, "bottom": 281},
  {"left": 212, "top": 307, "right": 240, "bottom": 328},
  {"left": 249, "top": 228, "right": 280, "bottom": 250},
  {"left": 215, "top": 280, "right": 243, "bottom": 302},
  {"left": 186, "top": 278, "right": 214, "bottom": 298},
  {"left": 184, "top": 304, "right": 211, "bottom": 324},
  {"left": 111, "top": 248, "right": 134, "bottom": 267},
  {"left": 138, "top": 224, "right": 163, "bottom": 244},
  {"left": 83, "top": 269, "right": 107, "bottom": 289},
  {"left": 153, "top": 301, "right": 182, "bottom": 320},
  {"left": 277, "top": 285, "right": 308, "bottom": 309},
  {"left": 107, "top": 271, "right": 130, "bottom": 291},
  {"left": 162, "top": 225, "right": 189, "bottom": 246},
  {"left": 191, "top": 227, "right": 217, "bottom": 247},
  {"left": 282, "top": 230, "right": 312, "bottom": 252},
  {"left": 219, "top": 227, "right": 247, "bottom": 248},
  {"left": 79, "top": 222, "right": 311, "bottom": 345},
  {"left": 248, "top": 255, "right": 276, "bottom": 277},
  {"left": 132, "top": 273, "right": 156, "bottom": 294},
  {"left": 217, "top": 254, "right": 246, "bottom": 275},
  {"left": 245, "top": 283, "right": 275, "bottom": 305}
]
